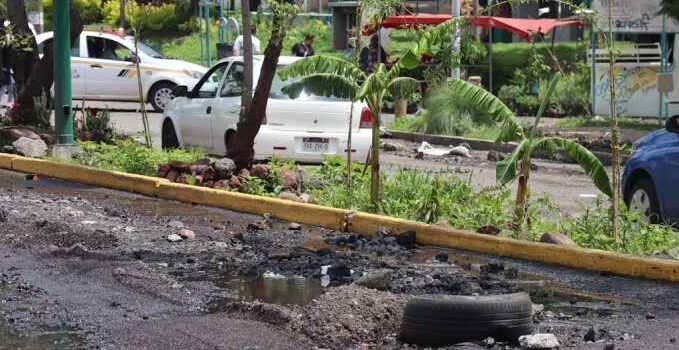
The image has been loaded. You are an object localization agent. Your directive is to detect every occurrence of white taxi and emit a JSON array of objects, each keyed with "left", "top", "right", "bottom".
[
  {"left": 35, "top": 30, "right": 207, "bottom": 111},
  {"left": 161, "top": 56, "right": 372, "bottom": 163}
]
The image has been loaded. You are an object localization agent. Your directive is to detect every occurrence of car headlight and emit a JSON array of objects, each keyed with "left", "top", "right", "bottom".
[{"left": 183, "top": 69, "right": 204, "bottom": 80}]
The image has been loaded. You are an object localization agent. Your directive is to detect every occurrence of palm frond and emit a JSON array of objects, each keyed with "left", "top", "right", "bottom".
[
  {"left": 387, "top": 77, "right": 419, "bottom": 99},
  {"left": 281, "top": 74, "right": 359, "bottom": 100},
  {"left": 447, "top": 79, "right": 525, "bottom": 143},
  {"left": 532, "top": 73, "right": 561, "bottom": 132},
  {"left": 537, "top": 137, "right": 613, "bottom": 198},
  {"left": 278, "top": 55, "right": 365, "bottom": 82},
  {"left": 358, "top": 64, "right": 388, "bottom": 100},
  {"left": 496, "top": 139, "right": 530, "bottom": 185}
]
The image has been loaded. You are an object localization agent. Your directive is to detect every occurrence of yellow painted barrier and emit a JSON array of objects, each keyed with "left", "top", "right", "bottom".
[
  {"left": 9, "top": 156, "right": 164, "bottom": 197},
  {"left": 11, "top": 157, "right": 57, "bottom": 177},
  {"left": 0, "top": 153, "right": 16, "bottom": 169},
  {"left": 348, "top": 212, "right": 679, "bottom": 282},
  {"left": 158, "top": 182, "right": 347, "bottom": 231},
  {"left": 3, "top": 154, "right": 679, "bottom": 282}
]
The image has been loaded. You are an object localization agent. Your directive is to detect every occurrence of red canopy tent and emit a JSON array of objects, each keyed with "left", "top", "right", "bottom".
[
  {"left": 468, "top": 16, "right": 583, "bottom": 39},
  {"left": 362, "top": 14, "right": 583, "bottom": 91}
]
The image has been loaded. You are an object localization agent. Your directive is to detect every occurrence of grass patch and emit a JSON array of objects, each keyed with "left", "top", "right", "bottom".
[
  {"left": 69, "top": 139, "right": 207, "bottom": 176},
  {"left": 556, "top": 117, "right": 662, "bottom": 131}
]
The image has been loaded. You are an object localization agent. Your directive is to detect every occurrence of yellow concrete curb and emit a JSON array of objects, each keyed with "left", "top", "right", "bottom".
[
  {"left": 157, "top": 182, "right": 347, "bottom": 231},
  {"left": 2, "top": 154, "right": 679, "bottom": 282},
  {"left": 0, "top": 153, "right": 16, "bottom": 169},
  {"left": 349, "top": 213, "right": 679, "bottom": 282},
  {"left": 9, "top": 156, "right": 165, "bottom": 197}
]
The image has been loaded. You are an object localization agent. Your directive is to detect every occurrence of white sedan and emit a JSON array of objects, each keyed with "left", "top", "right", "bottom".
[
  {"left": 161, "top": 56, "right": 372, "bottom": 163},
  {"left": 36, "top": 30, "right": 207, "bottom": 112}
]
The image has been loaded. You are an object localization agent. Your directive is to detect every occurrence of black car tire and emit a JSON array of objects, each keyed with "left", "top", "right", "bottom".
[
  {"left": 625, "top": 177, "right": 661, "bottom": 224},
  {"left": 161, "top": 120, "right": 179, "bottom": 150},
  {"left": 149, "top": 82, "right": 177, "bottom": 112},
  {"left": 399, "top": 292, "right": 533, "bottom": 347}
]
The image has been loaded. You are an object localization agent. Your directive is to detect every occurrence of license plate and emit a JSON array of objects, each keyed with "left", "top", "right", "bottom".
[{"left": 302, "top": 137, "right": 329, "bottom": 152}]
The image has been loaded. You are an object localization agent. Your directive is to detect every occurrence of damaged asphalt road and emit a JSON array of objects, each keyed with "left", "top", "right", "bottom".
[{"left": 0, "top": 169, "right": 678, "bottom": 350}]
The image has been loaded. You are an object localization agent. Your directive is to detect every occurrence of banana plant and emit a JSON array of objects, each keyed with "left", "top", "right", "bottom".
[
  {"left": 278, "top": 50, "right": 422, "bottom": 208},
  {"left": 447, "top": 73, "right": 613, "bottom": 228}
]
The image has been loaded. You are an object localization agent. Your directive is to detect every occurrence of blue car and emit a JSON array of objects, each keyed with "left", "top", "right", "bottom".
[{"left": 622, "top": 116, "right": 679, "bottom": 224}]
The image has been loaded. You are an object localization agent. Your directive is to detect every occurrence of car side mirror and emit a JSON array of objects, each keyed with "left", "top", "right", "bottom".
[
  {"left": 173, "top": 85, "right": 188, "bottom": 98},
  {"left": 666, "top": 115, "right": 679, "bottom": 133},
  {"left": 124, "top": 54, "right": 140, "bottom": 63}
]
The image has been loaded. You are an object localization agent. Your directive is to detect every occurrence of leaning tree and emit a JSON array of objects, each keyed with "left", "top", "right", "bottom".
[{"left": 4, "top": 0, "right": 82, "bottom": 126}]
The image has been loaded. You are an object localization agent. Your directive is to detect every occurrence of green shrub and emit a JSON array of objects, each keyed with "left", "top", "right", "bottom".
[
  {"left": 467, "top": 41, "right": 587, "bottom": 92},
  {"left": 565, "top": 199, "right": 679, "bottom": 256},
  {"left": 71, "top": 139, "right": 206, "bottom": 176},
  {"left": 44, "top": 0, "right": 104, "bottom": 29},
  {"left": 102, "top": 1, "right": 180, "bottom": 31},
  {"left": 549, "top": 63, "right": 591, "bottom": 117}
]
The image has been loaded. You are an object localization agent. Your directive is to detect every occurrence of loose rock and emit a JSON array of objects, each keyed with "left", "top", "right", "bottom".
[
  {"left": 178, "top": 229, "right": 195, "bottom": 239},
  {"left": 539, "top": 232, "right": 577, "bottom": 246},
  {"left": 288, "top": 222, "right": 302, "bottom": 231},
  {"left": 214, "top": 158, "right": 237, "bottom": 179},
  {"left": 584, "top": 327, "right": 597, "bottom": 342},
  {"left": 354, "top": 269, "right": 392, "bottom": 291},
  {"left": 166, "top": 234, "right": 183, "bottom": 242},
  {"left": 13, "top": 137, "right": 48, "bottom": 158},
  {"left": 487, "top": 150, "right": 506, "bottom": 162},
  {"left": 518, "top": 333, "right": 560, "bottom": 349},
  {"left": 168, "top": 220, "right": 184, "bottom": 229}
]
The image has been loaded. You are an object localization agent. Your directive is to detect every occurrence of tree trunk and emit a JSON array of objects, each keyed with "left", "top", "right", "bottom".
[
  {"left": 240, "top": 0, "right": 253, "bottom": 121},
  {"left": 228, "top": 1, "right": 294, "bottom": 169},
  {"left": 119, "top": 0, "right": 125, "bottom": 30},
  {"left": 8, "top": 0, "right": 82, "bottom": 126}
]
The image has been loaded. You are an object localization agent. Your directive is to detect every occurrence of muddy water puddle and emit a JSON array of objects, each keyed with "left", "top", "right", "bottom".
[
  {"left": 212, "top": 275, "right": 323, "bottom": 307},
  {"left": 0, "top": 322, "right": 86, "bottom": 350}
]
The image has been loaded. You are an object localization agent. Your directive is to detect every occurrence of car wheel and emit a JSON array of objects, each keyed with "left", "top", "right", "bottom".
[
  {"left": 162, "top": 120, "right": 179, "bottom": 150},
  {"left": 625, "top": 177, "right": 661, "bottom": 224},
  {"left": 149, "top": 82, "right": 177, "bottom": 112},
  {"left": 399, "top": 292, "right": 533, "bottom": 347}
]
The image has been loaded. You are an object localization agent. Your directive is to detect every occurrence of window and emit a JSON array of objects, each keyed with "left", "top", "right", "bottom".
[
  {"left": 38, "top": 37, "right": 80, "bottom": 57},
  {"left": 87, "top": 37, "right": 132, "bottom": 61},
  {"left": 220, "top": 62, "right": 244, "bottom": 97},
  {"left": 195, "top": 63, "right": 228, "bottom": 98}
]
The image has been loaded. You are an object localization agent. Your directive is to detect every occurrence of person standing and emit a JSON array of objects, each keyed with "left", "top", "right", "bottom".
[
  {"left": 232, "top": 27, "right": 261, "bottom": 56},
  {"left": 291, "top": 34, "right": 315, "bottom": 57},
  {"left": 359, "top": 34, "right": 387, "bottom": 74}
]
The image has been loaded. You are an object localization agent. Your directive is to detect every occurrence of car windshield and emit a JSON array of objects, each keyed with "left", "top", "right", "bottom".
[
  {"left": 264, "top": 64, "right": 348, "bottom": 101},
  {"left": 135, "top": 40, "right": 165, "bottom": 59}
]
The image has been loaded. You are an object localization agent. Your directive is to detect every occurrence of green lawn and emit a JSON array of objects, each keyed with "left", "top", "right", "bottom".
[{"left": 555, "top": 117, "right": 662, "bottom": 132}]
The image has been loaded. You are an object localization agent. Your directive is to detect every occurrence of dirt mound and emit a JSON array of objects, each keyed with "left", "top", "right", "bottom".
[{"left": 289, "top": 285, "right": 409, "bottom": 349}]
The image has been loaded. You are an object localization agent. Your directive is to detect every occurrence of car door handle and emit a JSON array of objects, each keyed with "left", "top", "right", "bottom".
[
  {"left": 90, "top": 64, "right": 103, "bottom": 69},
  {"left": 206, "top": 106, "right": 212, "bottom": 114}
]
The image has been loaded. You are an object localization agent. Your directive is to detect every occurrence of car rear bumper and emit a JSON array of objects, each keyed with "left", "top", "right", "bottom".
[{"left": 254, "top": 129, "right": 372, "bottom": 163}]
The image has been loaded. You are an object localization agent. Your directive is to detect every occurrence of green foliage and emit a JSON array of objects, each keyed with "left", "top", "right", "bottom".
[
  {"left": 76, "top": 106, "right": 114, "bottom": 143},
  {"left": 659, "top": 0, "right": 679, "bottom": 22},
  {"left": 311, "top": 156, "right": 514, "bottom": 229},
  {"left": 32, "top": 91, "right": 51, "bottom": 127},
  {"left": 550, "top": 63, "right": 590, "bottom": 116},
  {"left": 556, "top": 117, "right": 660, "bottom": 132},
  {"left": 71, "top": 139, "right": 206, "bottom": 176},
  {"left": 103, "top": 1, "right": 180, "bottom": 31},
  {"left": 467, "top": 41, "right": 586, "bottom": 92},
  {"left": 565, "top": 199, "right": 679, "bottom": 256},
  {"left": 44, "top": 0, "right": 104, "bottom": 29},
  {"left": 446, "top": 79, "right": 525, "bottom": 143}
]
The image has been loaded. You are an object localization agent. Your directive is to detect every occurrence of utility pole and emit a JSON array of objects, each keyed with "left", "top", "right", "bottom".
[
  {"left": 451, "top": 0, "right": 461, "bottom": 79},
  {"left": 53, "top": 0, "right": 73, "bottom": 145}
]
